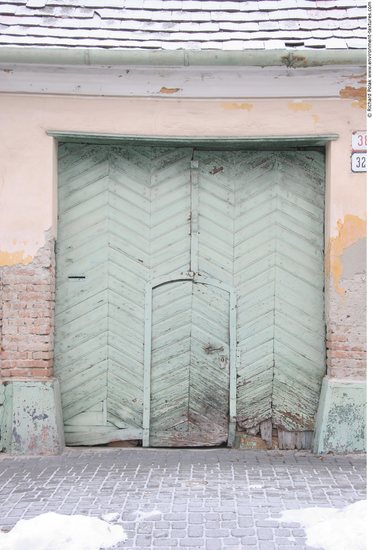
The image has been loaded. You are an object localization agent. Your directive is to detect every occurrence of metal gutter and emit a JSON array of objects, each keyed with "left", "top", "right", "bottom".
[{"left": 0, "top": 47, "right": 366, "bottom": 67}]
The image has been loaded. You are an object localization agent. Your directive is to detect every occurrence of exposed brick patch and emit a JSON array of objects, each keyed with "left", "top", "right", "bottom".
[
  {"left": 0, "top": 232, "right": 55, "bottom": 379},
  {"left": 326, "top": 273, "right": 366, "bottom": 380}
]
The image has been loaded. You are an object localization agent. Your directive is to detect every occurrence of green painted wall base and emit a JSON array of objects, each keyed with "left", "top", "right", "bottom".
[
  {"left": 313, "top": 377, "right": 366, "bottom": 454},
  {"left": 0, "top": 379, "right": 65, "bottom": 455}
]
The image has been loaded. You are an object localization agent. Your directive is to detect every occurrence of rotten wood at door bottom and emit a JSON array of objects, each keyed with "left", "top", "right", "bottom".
[{"left": 237, "top": 419, "right": 314, "bottom": 450}]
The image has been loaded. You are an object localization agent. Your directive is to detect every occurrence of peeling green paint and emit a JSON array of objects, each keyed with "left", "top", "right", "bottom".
[
  {"left": 0, "top": 383, "right": 13, "bottom": 452},
  {"left": 0, "top": 380, "right": 65, "bottom": 455},
  {"left": 313, "top": 377, "right": 366, "bottom": 454}
]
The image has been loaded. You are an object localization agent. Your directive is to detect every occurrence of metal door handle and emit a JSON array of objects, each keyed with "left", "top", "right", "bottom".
[{"left": 204, "top": 345, "right": 224, "bottom": 354}]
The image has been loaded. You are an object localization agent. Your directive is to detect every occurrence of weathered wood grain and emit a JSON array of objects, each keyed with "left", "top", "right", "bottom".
[
  {"left": 56, "top": 145, "right": 325, "bottom": 447},
  {"left": 197, "top": 150, "right": 325, "bottom": 436},
  {"left": 149, "top": 281, "right": 230, "bottom": 447}
]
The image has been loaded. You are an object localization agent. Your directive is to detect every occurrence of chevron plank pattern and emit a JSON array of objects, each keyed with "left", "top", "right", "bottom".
[
  {"left": 56, "top": 144, "right": 194, "bottom": 444},
  {"left": 56, "top": 144, "right": 111, "bottom": 435},
  {"left": 196, "top": 152, "right": 235, "bottom": 285},
  {"left": 149, "top": 281, "right": 192, "bottom": 446},
  {"left": 106, "top": 146, "right": 151, "bottom": 432},
  {"left": 190, "top": 283, "right": 230, "bottom": 443},
  {"left": 233, "top": 152, "right": 278, "bottom": 429},
  {"left": 233, "top": 151, "right": 325, "bottom": 432},
  {"left": 149, "top": 147, "right": 192, "bottom": 279},
  {"left": 150, "top": 281, "right": 230, "bottom": 446},
  {"left": 56, "top": 144, "right": 325, "bottom": 446},
  {"left": 272, "top": 151, "right": 325, "bottom": 430}
]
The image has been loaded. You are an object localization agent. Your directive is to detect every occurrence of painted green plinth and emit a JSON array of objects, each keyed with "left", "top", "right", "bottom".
[
  {"left": 0, "top": 379, "right": 65, "bottom": 455},
  {"left": 313, "top": 377, "right": 366, "bottom": 454}
]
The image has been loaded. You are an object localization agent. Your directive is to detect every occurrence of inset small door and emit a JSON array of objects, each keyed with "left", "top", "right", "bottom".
[{"left": 149, "top": 280, "right": 231, "bottom": 447}]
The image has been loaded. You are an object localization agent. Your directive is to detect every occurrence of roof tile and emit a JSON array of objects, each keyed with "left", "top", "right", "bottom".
[
  {"left": 82, "top": 0, "right": 125, "bottom": 7},
  {"left": 346, "top": 7, "right": 367, "bottom": 17},
  {"left": 26, "top": 0, "right": 46, "bottom": 7},
  {"left": 346, "top": 37, "right": 367, "bottom": 48},
  {"left": 219, "top": 21, "right": 261, "bottom": 31},
  {"left": 0, "top": 5, "right": 18, "bottom": 15},
  {"left": 265, "top": 39, "right": 291, "bottom": 49},
  {"left": 324, "top": 37, "right": 348, "bottom": 47},
  {"left": 73, "top": 8, "right": 95, "bottom": 18},
  {"left": 0, "top": 0, "right": 367, "bottom": 50},
  {"left": 210, "top": 11, "right": 270, "bottom": 22}
]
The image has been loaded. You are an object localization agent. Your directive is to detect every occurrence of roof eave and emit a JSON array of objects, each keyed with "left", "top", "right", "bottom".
[{"left": 0, "top": 47, "right": 367, "bottom": 67}]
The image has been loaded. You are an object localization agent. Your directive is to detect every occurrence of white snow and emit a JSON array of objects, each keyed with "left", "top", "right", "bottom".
[
  {"left": 278, "top": 500, "right": 367, "bottom": 550},
  {"left": 133, "top": 509, "right": 162, "bottom": 521},
  {"left": 100, "top": 512, "right": 120, "bottom": 523},
  {"left": 0, "top": 512, "right": 127, "bottom": 550}
]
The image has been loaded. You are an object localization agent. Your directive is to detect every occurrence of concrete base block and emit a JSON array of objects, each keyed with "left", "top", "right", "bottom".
[
  {"left": 0, "top": 378, "right": 65, "bottom": 455},
  {"left": 313, "top": 376, "right": 366, "bottom": 454}
]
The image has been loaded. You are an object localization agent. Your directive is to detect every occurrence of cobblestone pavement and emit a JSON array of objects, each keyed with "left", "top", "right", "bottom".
[{"left": 0, "top": 448, "right": 366, "bottom": 550}]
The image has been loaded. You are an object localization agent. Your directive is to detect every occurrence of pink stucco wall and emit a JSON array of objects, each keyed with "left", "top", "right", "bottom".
[
  {"left": 0, "top": 93, "right": 367, "bottom": 380},
  {"left": 0, "top": 94, "right": 366, "bottom": 259}
]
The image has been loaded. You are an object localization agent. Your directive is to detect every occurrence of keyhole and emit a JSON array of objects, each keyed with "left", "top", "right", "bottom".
[{"left": 220, "top": 355, "right": 228, "bottom": 369}]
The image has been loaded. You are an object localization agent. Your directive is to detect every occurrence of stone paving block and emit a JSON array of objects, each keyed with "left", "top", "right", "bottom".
[
  {"left": 259, "top": 542, "right": 277, "bottom": 550},
  {"left": 170, "top": 529, "right": 187, "bottom": 538},
  {"left": 205, "top": 512, "right": 220, "bottom": 520},
  {"left": 205, "top": 528, "right": 230, "bottom": 537},
  {"left": 257, "top": 527, "right": 274, "bottom": 539},
  {"left": 206, "top": 540, "right": 222, "bottom": 550},
  {"left": 277, "top": 528, "right": 291, "bottom": 536},
  {"left": 134, "top": 535, "right": 152, "bottom": 546},
  {"left": 276, "top": 537, "right": 297, "bottom": 545},
  {"left": 256, "top": 520, "right": 280, "bottom": 527},
  {"left": 291, "top": 528, "right": 306, "bottom": 537},
  {"left": 238, "top": 516, "right": 255, "bottom": 527},
  {"left": 221, "top": 512, "right": 236, "bottom": 520},
  {"left": 137, "top": 523, "right": 153, "bottom": 534},
  {"left": 171, "top": 521, "right": 187, "bottom": 529},
  {"left": 188, "top": 524, "right": 204, "bottom": 537},
  {"left": 188, "top": 512, "right": 204, "bottom": 524},
  {"left": 221, "top": 520, "right": 237, "bottom": 528},
  {"left": 0, "top": 449, "right": 366, "bottom": 549},
  {"left": 179, "top": 537, "right": 205, "bottom": 547},
  {"left": 152, "top": 539, "right": 178, "bottom": 547},
  {"left": 205, "top": 520, "right": 220, "bottom": 529},
  {"left": 239, "top": 536, "right": 258, "bottom": 545}
]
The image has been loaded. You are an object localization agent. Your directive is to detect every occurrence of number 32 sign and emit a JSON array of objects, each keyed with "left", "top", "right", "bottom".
[{"left": 351, "top": 131, "right": 367, "bottom": 173}]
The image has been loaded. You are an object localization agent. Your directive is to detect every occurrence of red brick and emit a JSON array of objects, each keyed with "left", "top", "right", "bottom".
[
  {"left": 1, "top": 369, "right": 11, "bottom": 377},
  {"left": 32, "top": 351, "right": 52, "bottom": 360},
  {"left": 31, "top": 368, "right": 54, "bottom": 377},
  {"left": 0, "top": 236, "right": 54, "bottom": 380}
]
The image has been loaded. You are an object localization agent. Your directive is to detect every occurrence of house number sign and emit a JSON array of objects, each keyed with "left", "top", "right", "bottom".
[{"left": 351, "top": 131, "right": 367, "bottom": 173}]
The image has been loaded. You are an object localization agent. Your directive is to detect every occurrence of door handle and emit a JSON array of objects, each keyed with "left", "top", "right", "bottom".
[{"left": 204, "top": 345, "right": 224, "bottom": 354}]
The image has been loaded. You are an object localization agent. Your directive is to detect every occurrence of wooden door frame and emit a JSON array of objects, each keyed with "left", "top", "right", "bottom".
[
  {"left": 48, "top": 131, "right": 338, "bottom": 150},
  {"left": 143, "top": 274, "right": 237, "bottom": 448}
]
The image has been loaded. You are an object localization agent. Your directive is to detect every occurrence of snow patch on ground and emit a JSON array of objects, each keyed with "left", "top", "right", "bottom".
[
  {"left": 133, "top": 509, "right": 162, "bottom": 522},
  {"left": 0, "top": 512, "right": 127, "bottom": 550},
  {"left": 100, "top": 512, "right": 120, "bottom": 523},
  {"left": 278, "top": 500, "right": 366, "bottom": 550}
]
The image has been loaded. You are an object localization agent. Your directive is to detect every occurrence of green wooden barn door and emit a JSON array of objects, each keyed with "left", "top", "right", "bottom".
[
  {"left": 55, "top": 144, "right": 194, "bottom": 445},
  {"left": 196, "top": 150, "right": 325, "bottom": 446},
  {"left": 56, "top": 144, "right": 325, "bottom": 448}
]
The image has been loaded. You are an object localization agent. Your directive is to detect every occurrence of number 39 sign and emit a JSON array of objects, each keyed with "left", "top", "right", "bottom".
[{"left": 351, "top": 131, "right": 367, "bottom": 173}]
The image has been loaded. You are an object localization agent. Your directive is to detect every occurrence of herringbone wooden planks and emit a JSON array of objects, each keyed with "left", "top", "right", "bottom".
[
  {"left": 56, "top": 144, "right": 325, "bottom": 446},
  {"left": 233, "top": 151, "right": 325, "bottom": 431},
  {"left": 150, "top": 281, "right": 230, "bottom": 446},
  {"left": 56, "top": 144, "right": 194, "bottom": 444}
]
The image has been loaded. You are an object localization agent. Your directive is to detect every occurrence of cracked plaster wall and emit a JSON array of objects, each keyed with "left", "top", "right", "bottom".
[{"left": 0, "top": 94, "right": 366, "bottom": 384}]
